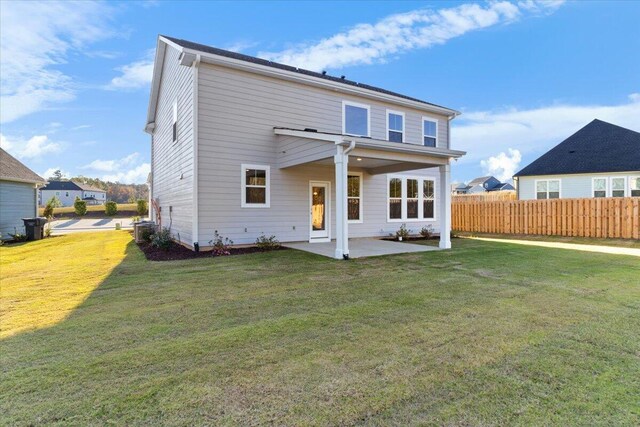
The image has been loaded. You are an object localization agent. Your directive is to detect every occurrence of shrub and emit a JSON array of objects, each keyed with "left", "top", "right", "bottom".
[
  {"left": 74, "top": 199, "right": 87, "bottom": 216},
  {"left": 420, "top": 225, "right": 434, "bottom": 239},
  {"left": 42, "top": 201, "right": 55, "bottom": 220},
  {"left": 255, "top": 234, "right": 281, "bottom": 251},
  {"left": 0, "top": 234, "right": 4, "bottom": 246},
  {"left": 395, "top": 223, "right": 410, "bottom": 241},
  {"left": 46, "top": 195, "right": 62, "bottom": 208},
  {"left": 44, "top": 224, "right": 52, "bottom": 238},
  {"left": 136, "top": 199, "right": 148, "bottom": 216},
  {"left": 105, "top": 201, "right": 118, "bottom": 216},
  {"left": 10, "top": 228, "right": 27, "bottom": 242},
  {"left": 209, "top": 230, "right": 233, "bottom": 256},
  {"left": 141, "top": 226, "right": 155, "bottom": 242},
  {"left": 150, "top": 227, "right": 172, "bottom": 250}
]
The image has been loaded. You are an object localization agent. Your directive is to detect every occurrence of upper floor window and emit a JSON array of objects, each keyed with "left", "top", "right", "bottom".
[
  {"left": 423, "top": 118, "right": 437, "bottom": 147},
  {"left": 630, "top": 177, "right": 640, "bottom": 197},
  {"left": 536, "top": 179, "right": 560, "bottom": 199},
  {"left": 241, "top": 164, "right": 270, "bottom": 208},
  {"left": 343, "top": 101, "right": 370, "bottom": 137},
  {"left": 172, "top": 100, "right": 178, "bottom": 143},
  {"left": 593, "top": 177, "right": 607, "bottom": 198},
  {"left": 387, "top": 110, "right": 404, "bottom": 143}
]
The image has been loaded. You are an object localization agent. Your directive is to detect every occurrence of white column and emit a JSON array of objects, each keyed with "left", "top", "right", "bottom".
[
  {"left": 334, "top": 145, "right": 349, "bottom": 259},
  {"left": 439, "top": 163, "right": 452, "bottom": 249}
]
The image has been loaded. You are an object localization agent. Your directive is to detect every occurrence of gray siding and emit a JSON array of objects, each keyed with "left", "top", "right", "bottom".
[
  {"left": 151, "top": 45, "right": 195, "bottom": 245},
  {"left": 197, "top": 63, "right": 446, "bottom": 245},
  {"left": 40, "top": 189, "right": 82, "bottom": 207},
  {"left": 0, "top": 180, "right": 36, "bottom": 238},
  {"left": 518, "top": 172, "right": 640, "bottom": 200}
]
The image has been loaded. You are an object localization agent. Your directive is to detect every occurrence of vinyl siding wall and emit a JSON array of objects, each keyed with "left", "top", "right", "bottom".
[
  {"left": 0, "top": 180, "right": 36, "bottom": 238},
  {"left": 151, "top": 45, "right": 195, "bottom": 245},
  {"left": 518, "top": 172, "right": 640, "bottom": 200},
  {"left": 39, "top": 189, "right": 82, "bottom": 207},
  {"left": 197, "top": 62, "right": 447, "bottom": 245}
]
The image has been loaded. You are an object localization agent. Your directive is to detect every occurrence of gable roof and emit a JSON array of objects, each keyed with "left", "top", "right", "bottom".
[
  {"left": 146, "top": 35, "right": 459, "bottom": 131},
  {"left": 467, "top": 176, "right": 495, "bottom": 187},
  {"left": 514, "top": 119, "right": 640, "bottom": 177},
  {"left": 73, "top": 181, "right": 105, "bottom": 192},
  {"left": 41, "top": 180, "right": 106, "bottom": 192},
  {"left": 0, "top": 148, "right": 45, "bottom": 184}
]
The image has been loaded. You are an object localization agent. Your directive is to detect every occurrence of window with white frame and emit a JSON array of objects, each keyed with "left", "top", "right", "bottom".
[
  {"left": 423, "top": 118, "right": 437, "bottom": 147},
  {"left": 343, "top": 101, "right": 370, "bottom": 136},
  {"left": 387, "top": 111, "right": 404, "bottom": 143},
  {"left": 593, "top": 177, "right": 607, "bottom": 198},
  {"left": 241, "top": 164, "right": 270, "bottom": 207},
  {"left": 536, "top": 179, "right": 560, "bottom": 199},
  {"left": 630, "top": 176, "right": 640, "bottom": 197},
  {"left": 388, "top": 176, "right": 436, "bottom": 221},
  {"left": 172, "top": 100, "right": 178, "bottom": 143},
  {"left": 611, "top": 177, "right": 626, "bottom": 197},
  {"left": 347, "top": 173, "right": 363, "bottom": 222}
]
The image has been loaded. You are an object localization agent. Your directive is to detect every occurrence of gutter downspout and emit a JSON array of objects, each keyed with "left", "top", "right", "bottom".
[{"left": 192, "top": 54, "right": 201, "bottom": 251}]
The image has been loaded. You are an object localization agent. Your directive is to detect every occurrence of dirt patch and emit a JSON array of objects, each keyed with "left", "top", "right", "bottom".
[{"left": 136, "top": 240, "right": 288, "bottom": 261}]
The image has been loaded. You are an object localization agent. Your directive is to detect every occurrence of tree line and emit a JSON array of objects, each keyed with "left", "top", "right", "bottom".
[{"left": 47, "top": 170, "right": 148, "bottom": 203}]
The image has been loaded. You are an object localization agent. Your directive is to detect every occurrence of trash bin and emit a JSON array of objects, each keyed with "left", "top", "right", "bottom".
[{"left": 22, "top": 217, "right": 48, "bottom": 241}]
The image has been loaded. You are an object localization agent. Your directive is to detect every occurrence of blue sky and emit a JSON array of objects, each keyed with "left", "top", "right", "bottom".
[{"left": 1, "top": 0, "right": 639, "bottom": 184}]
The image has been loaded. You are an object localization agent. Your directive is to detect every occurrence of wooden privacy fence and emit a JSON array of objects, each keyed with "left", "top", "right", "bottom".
[
  {"left": 452, "top": 191, "right": 516, "bottom": 203},
  {"left": 452, "top": 197, "right": 640, "bottom": 239}
]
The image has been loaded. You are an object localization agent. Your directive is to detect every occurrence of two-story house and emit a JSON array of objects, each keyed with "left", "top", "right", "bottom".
[
  {"left": 145, "top": 36, "right": 465, "bottom": 259},
  {"left": 39, "top": 181, "right": 107, "bottom": 207}
]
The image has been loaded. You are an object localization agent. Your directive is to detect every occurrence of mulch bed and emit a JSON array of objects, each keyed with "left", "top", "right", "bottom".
[
  {"left": 381, "top": 236, "right": 440, "bottom": 242},
  {"left": 137, "top": 240, "right": 288, "bottom": 261}
]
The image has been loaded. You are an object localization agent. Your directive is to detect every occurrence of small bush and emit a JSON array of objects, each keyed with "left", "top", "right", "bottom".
[
  {"left": 42, "top": 201, "right": 55, "bottom": 220},
  {"left": 420, "top": 225, "right": 434, "bottom": 239},
  {"left": 395, "top": 223, "right": 410, "bottom": 241},
  {"left": 136, "top": 199, "right": 148, "bottom": 216},
  {"left": 151, "top": 227, "right": 172, "bottom": 250},
  {"left": 105, "top": 201, "right": 118, "bottom": 216},
  {"left": 255, "top": 234, "right": 281, "bottom": 251},
  {"left": 209, "top": 230, "right": 233, "bottom": 256},
  {"left": 74, "top": 199, "right": 87, "bottom": 216},
  {"left": 44, "top": 224, "right": 52, "bottom": 238},
  {"left": 141, "top": 227, "right": 155, "bottom": 242},
  {"left": 46, "top": 196, "right": 62, "bottom": 208},
  {"left": 10, "top": 228, "right": 27, "bottom": 242}
]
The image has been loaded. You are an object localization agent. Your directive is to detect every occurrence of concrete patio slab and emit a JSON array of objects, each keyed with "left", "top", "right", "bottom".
[{"left": 284, "top": 238, "right": 440, "bottom": 259}]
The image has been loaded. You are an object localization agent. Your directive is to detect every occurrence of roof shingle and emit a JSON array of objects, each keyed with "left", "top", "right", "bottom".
[{"left": 0, "top": 148, "right": 45, "bottom": 184}]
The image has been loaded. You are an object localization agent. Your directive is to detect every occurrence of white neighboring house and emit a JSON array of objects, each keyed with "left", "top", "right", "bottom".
[
  {"left": 39, "top": 181, "right": 107, "bottom": 207},
  {"left": 514, "top": 120, "right": 640, "bottom": 200},
  {"left": 145, "top": 36, "right": 466, "bottom": 259},
  {"left": 0, "top": 148, "right": 46, "bottom": 239}
]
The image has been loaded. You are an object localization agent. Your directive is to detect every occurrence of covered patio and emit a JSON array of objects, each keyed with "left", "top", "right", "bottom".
[
  {"left": 275, "top": 127, "right": 465, "bottom": 259},
  {"left": 285, "top": 238, "right": 440, "bottom": 259}
]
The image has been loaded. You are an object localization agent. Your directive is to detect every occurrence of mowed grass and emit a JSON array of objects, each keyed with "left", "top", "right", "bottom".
[{"left": 1, "top": 233, "right": 639, "bottom": 425}]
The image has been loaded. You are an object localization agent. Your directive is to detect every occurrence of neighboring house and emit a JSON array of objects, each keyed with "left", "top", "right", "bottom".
[
  {"left": 454, "top": 176, "right": 514, "bottom": 194},
  {"left": 514, "top": 119, "right": 640, "bottom": 200},
  {"left": 145, "top": 36, "right": 466, "bottom": 258},
  {"left": 39, "top": 181, "right": 107, "bottom": 207},
  {"left": 0, "top": 148, "right": 46, "bottom": 239}
]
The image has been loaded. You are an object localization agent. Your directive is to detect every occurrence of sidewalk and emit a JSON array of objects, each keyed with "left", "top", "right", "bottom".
[{"left": 465, "top": 236, "right": 640, "bottom": 257}]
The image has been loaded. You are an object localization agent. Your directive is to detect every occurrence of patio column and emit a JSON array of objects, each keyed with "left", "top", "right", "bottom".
[
  {"left": 439, "top": 163, "right": 452, "bottom": 249},
  {"left": 334, "top": 144, "right": 349, "bottom": 259}
]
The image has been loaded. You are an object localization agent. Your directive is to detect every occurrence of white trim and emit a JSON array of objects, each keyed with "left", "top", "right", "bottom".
[
  {"left": 309, "top": 181, "right": 331, "bottom": 242},
  {"left": 535, "top": 178, "right": 562, "bottom": 199},
  {"left": 241, "top": 164, "right": 270, "bottom": 208},
  {"left": 422, "top": 116, "right": 439, "bottom": 147},
  {"left": 347, "top": 171, "right": 363, "bottom": 224},
  {"left": 386, "top": 109, "right": 405, "bottom": 143},
  {"left": 342, "top": 100, "right": 371, "bottom": 137},
  {"left": 592, "top": 176, "right": 608, "bottom": 198},
  {"left": 386, "top": 175, "right": 437, "bottom": 223}
]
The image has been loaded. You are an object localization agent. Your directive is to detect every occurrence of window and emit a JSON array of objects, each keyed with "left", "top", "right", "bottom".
[
  {"left": 536, "top": 179, "right": 560, "bottom": 199},
  {"left": 172, "top": 100, "right": 178, "bottom": 143},
  {"left": 592, "top": 177, "right": 607, "bottom": 198},
  {"left": 423, "top": 118, "right": 437, "bottom": 147},
  {"left": 65, "top": 192, "right": 69, "bottom": 197},
  {"left": 611, "top": 177, "right": 626, "bottom": 197},
  {"left": 241, "top": 164, "right": 270, "bottom": 208},
  {"left": 387, "top": 110, "right": 404, "bottom": 143},
  {"left": 630, "top": 177, "right": 640, "bottom": 197},
  {"left": 423, "top": 180, "right": 435, "bottom": 219},
  {"left": 347, "top": 173, "right": 363, "bottom": 222},
  {"left": 56, "top": 191, "right": 60, "bottom": 196},
  {"left": 343, "top": 101, "right": 370, "bottom": 136},
  {"left": 389, "top": 178, "right": 402, "bottom": 219},
  {"left": 387, "top": 176, "right": 436, "bottom": 222}
]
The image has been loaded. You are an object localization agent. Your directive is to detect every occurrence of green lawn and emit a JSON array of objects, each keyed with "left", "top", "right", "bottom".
[{"left": 1, "top": 232, "right": 639, "bottom": 426}]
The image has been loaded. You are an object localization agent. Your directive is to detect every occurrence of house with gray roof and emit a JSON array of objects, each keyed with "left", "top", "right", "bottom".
[
  {"left": 0, "top": 148, "right": 46, "bottom": 239},
  {"left": 39, "top": 181, "right": 106, "bottom": 207},
  {"left": 514, "top": 119, "right": 640, "bottom": 200},
  {"left": 454, "top": 176, "right": 514, "bottom": 194}
]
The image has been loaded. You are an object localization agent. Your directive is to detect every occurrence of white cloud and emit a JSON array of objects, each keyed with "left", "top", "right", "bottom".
[
  {"left": 260, "top": 1, "right": 563, "bottom": 71},
  {"left": 107, "top": 50, "right": 154, "bottom": 90},
  {"left": 102, "top": 163, "right": 150, "bottom": 184},
  {"left": 82, "top": 153, "right": 148, "bottom": 183},
  {"left": 82, "top": 152, "right": 140, "bottom": 172},
  {"left": 0, "top": 133, "right": 62, "bottom": 159},
  {"left": 41, "top": 167, "right": 70, "bottom": 180},
  {"left": 223, "top": 40, "right": 258, "bottom": 53},
  {"left": 453, "top": 93, "right": 640, "bottom": 164},
  {"left": 71, "top": 124, "right": 92, "bottom": 131},
  {"left": 480, "top": 148, "right": 522, "bottom": 182},
  {"left": 0, "top": 1, "right": 115, "bottom": 123}
]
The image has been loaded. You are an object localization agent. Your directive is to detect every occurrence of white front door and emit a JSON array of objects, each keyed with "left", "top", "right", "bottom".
[{"left": 309, "top": 181, "right": 330, "bottom": 241}]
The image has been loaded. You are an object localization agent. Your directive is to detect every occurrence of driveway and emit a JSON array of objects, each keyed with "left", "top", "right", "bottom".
[{"left": 50, "top": 218, "right": 134, "bottom": 235}]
